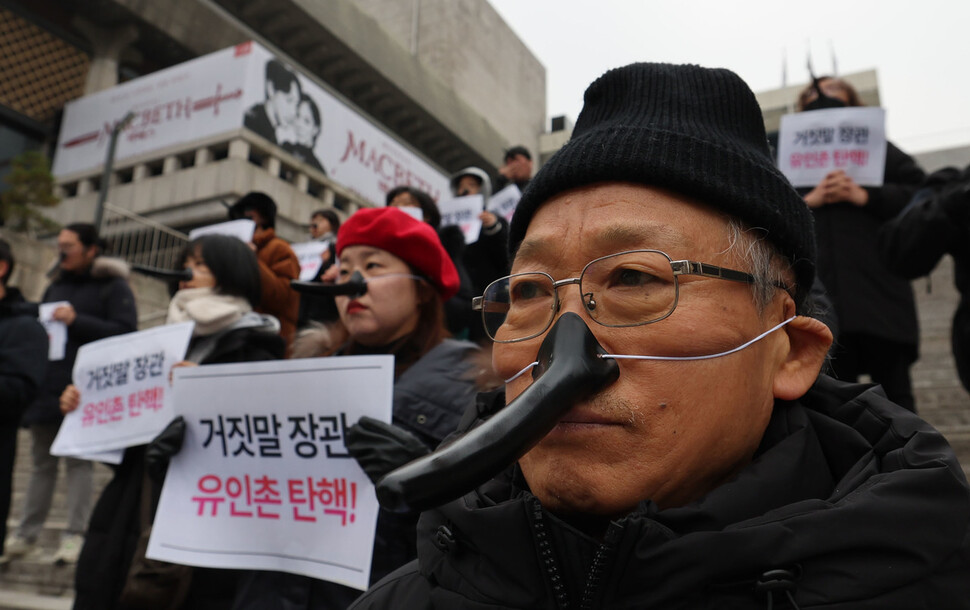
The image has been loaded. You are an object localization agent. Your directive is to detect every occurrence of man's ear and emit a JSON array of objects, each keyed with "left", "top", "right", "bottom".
[{"left": 773, "top": 309, "right": 834, "bottom": 401}]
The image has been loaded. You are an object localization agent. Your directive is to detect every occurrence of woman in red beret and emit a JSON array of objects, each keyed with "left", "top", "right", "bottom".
[{"left": 234, "top": 207, "right": 498, "bottom": 610}]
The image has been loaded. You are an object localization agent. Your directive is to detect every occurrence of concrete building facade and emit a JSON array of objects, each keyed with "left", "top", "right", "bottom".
[{"left": 0, "top": 0, "right": 546, "bottom": 239}]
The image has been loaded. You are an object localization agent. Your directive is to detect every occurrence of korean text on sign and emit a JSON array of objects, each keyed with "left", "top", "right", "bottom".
[
  {"left": 776, "top": 106, "right": 887, "bottom": 188},
  {"left": 50, "top": 322, "right": 194, "bottom": 458},
  {"left": 191, "top": 474, "right": 357, "bottom": 526},
  {"left": 148, "top": 355, "right": 394, "bottom": 591}
]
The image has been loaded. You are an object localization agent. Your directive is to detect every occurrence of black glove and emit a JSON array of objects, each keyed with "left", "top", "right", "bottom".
[
  {"left": 145, "top": 416, "right": 186, "bottom": 484},
  {"left": 345, "top": 416, "right": 430, "bottom": 484}
]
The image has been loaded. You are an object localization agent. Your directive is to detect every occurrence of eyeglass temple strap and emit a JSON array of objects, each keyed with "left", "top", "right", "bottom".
[{"left": 601, "top": 316, "right": 796, "bottom": 361}]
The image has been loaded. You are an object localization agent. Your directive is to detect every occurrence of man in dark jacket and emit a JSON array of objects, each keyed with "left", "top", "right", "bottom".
[
  {"left": 881, "top": 165, "right": 970, "bottom": 392},
  {"left": 7, "top": 224, "right": 137, "bottom": 565},
  {"left": 0, "top": 238, "right": 47, "bottom": 560},
  {"left": 349, "top": 64, "right": 970, "bottom": 609}
]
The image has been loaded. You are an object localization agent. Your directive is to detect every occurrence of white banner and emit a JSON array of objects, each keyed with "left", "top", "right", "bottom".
[
  {"left": 777, "top": 107, "right": 887, "bottom": 188},
  {"left": 487, "top": 184, "right": 522, "bottom": 224},
  {"left": 439, "top": 194, "right": 484, "bottom": 244},
  {"left": 291, "top": 240, "right": 331, "bottom": 281},
  {"left": 50, "top": 322, "right": 194, "bottom": 458},
  {"left": 38, "top": 301, "right": 69, "bottom": 361},
  {"left": 52, "top": 45, "right": 250, "bottom": 178},
  {"left": 53, "top": 41, "right": 450, "bottom": 207},
  {"left": 187, "top": 219, "right": 256, "bottom": 243},
  {"left": 147, "top": 355, "right": 394, "bottom": 591}
]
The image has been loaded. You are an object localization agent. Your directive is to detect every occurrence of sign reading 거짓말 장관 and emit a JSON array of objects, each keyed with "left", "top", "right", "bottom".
[
  {"left": 776, "top": 106, "right": 887, "bottom": 188},
  {"left": 51, "top": 41, "right": 449, "bottom": 205},
  {"left": 147, "top": 355, "right": 394, "bottom": 591}
]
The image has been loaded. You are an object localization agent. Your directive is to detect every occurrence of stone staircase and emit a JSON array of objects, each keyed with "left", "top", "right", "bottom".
[
  {"left": 0, "top": 435, "right": 112, "bottom": 609},
  {"left": 1, "top": 258, "right": 969, "bottom": 609}
]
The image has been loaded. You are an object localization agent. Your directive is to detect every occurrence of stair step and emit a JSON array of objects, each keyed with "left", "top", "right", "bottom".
[{"left": 0, "top": 590, "right": 72, "bottom": 610}]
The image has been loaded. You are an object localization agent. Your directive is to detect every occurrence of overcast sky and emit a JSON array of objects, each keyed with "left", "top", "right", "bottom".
[{"left": 488, "top": 0, "right": 970, "bottom": 154}]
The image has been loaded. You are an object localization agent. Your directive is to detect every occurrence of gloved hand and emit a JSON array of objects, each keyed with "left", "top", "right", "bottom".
[
  {"left": 145, "top": 416, "right": 186, "bottom": 484},
  {"left": 345, "top": 416, "right": 430, "bottom": 484}
]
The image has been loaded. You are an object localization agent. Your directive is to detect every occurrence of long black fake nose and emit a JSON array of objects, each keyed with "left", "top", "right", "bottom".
[
  {"left": 376, "top": 312, "right": 620, "bottom": 513},
  {"left": 290, "top": 271, "right": 367, "bottom": 298},
  {"left": 131, "top": 264, "right": 194, "bottom": 282}
]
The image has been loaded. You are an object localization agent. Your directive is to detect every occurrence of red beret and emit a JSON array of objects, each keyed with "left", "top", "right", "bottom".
[{"left": 337, "top": 207, "right": 460, "bottom": 300}]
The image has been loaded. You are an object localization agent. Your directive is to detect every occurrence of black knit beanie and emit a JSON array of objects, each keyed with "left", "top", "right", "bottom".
[{"left": 509, "top": 63, "right": 816, "bottom": 310}]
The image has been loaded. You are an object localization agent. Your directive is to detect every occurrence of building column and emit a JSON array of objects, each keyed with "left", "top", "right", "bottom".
[{"left": 73, "top": 19, "right": 139, "bottom": 94}]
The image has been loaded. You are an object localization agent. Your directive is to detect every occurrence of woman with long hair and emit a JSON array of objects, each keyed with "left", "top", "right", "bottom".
[
  {"left": 67, "top": 234, "right": 285, "bottom": 610},
  {"left": 235, "top": 206, "right": 496, "bottom": 609}
]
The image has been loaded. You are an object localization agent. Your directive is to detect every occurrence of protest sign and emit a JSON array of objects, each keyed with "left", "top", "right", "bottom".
[
  {"left": 291, "top": 240, "right": 331, "bottom": 281},
  {"left": 487, "top": 184, "right": 522, "bottom": 224},
  {"left": 777, "top": 106, "right": 887, "bottom": 188},
  {"left": 187, "top": 219, "right": 256, "bottom": 243},
  {"left": 38, "top": 301, "right": 69, "bottom": 361},
  {"left": 80, "top": 449, "right": 125, "bottom": 465},
  {"left": 148, "top": 355, "right": 394, "bottom": 590},
  {"left": 439, "top": 194, "right": 484, "bottom": 244},
  {"left": 50, "top": 322, "right": 194, "bottom": 458}
]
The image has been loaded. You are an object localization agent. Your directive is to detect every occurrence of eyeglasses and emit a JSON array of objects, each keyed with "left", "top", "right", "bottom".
[{"left": 473, "top": 249, "right": 789, "bottom": 343}]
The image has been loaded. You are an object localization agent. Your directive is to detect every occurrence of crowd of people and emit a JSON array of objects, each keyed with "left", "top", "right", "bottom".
[{"left": 0, "top": 61, "right": 969, "bottom": 609}]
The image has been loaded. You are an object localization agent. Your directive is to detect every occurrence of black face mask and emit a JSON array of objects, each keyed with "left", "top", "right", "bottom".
[
  {"left": 803, "top": 94, "right": 846, "bottom": 111},
  {"left": 803, "top": 79, "right": 847, "bottom": 111}
]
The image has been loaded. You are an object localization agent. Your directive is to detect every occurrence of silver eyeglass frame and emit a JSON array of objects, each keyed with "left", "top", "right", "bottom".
[{"left": 471, "top": 249, "right": 788, "bottom": 343}]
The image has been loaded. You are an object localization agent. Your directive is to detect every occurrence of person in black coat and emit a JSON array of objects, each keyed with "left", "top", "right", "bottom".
[
  {"left": 0, "top": 238, "right": 48, "bottom": 560},
  {"left": 880, "top": 165, "right": 970, "bottom": 392},
  {"left": 349, "top": 62, "right": 969, "bottom": 610},
  {"left": 8, "top": 223, "right": 137, "bottom": 564},
  {"left": 70, "top": 235, "right": 285, "bottom": 610},
  {"left": 795, "top": 76, "right": 925, "bottom": 411},
  {"left": 232, "top": 207, "right": 491, "bottom": 610}
]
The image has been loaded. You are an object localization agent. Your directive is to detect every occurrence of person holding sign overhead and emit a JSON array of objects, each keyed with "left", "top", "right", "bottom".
[
  {"left": 233, "top": 206, "right": 495, "bottom": 609},
  {"left": 66, "top": 234, "right": 285, "bottom": 610},
  {"left": 796, "top": 76, "right": 925, "bottom": 411}
]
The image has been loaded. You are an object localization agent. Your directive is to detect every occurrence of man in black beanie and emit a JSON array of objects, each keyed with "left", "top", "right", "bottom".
[{"left": 350, "top": 64, "right": 970, "bottom": 609}]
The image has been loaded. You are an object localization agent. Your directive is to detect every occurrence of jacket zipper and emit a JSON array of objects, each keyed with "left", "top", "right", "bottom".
[
  {"left": 579, "top": 522, "right": 624, "bottom": 610},
  {"left": 532, "top": 498, "right": 571, "bottom": 609}
]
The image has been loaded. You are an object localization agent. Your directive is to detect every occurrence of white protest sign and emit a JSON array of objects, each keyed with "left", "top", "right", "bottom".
[
  {"left": 291, "top": 240, "right": 331, "bottom": 281},
  {"left": 50, "top": 322, "right": 194, "bottom": 458},
  {"left": 438, "top": 194, "right": 484, "bottom": 244},
  {"left": 487, "top": 184, "right": 522, "bottom": 224},
  {"left": 148, "top": 355, "right": 394, "bottom": 591},
  {"left": 80, "top": 449, "right": 125, "bottom": 465},
  {"left": 777, "top": 106, "right": 887, "bottom": 188},
  {"left": 187, "top": 219, "right": 256, "bottom": 243},
  {"left": 38, "top": 301, "right": 69, "bottom": 361}
]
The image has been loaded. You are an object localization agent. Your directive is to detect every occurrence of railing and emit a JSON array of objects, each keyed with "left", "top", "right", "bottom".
[{"left": 100, "top": 202, "right": 189, "bottom": 270}]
